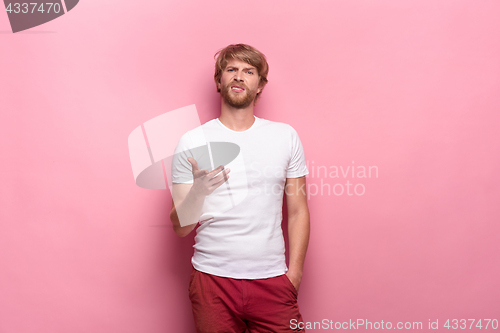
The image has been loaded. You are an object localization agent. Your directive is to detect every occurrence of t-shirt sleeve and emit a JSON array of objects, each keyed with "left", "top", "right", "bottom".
[
  {"left": 171, "top": 132, "right": 194, "bottom": 184},
  {"left": 286, "top": 125, "right": 309, "bottom": 178}
]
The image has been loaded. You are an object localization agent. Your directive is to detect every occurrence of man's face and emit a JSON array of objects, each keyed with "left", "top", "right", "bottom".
[{"left": 218, "top": 58, "right": 262, "bottom": 109}]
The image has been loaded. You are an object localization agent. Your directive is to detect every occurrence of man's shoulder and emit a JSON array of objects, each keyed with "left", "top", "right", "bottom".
[
  {"left": 256, "top": 117, "right": 294, "bottom": 132},
  {"left": 256, "top": 118, "right": 305, "bottom": 142}
]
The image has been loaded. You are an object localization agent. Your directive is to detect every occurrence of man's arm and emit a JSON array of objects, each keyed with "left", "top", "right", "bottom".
[
  {"left": 170, "top": 184, "right": 203, "bottom": 237},
  {"left": 284, "top": 176, "right": 310, "bottom": 292}
]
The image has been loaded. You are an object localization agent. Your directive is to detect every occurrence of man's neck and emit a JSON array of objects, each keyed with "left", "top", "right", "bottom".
[{"left": 218, "top": 100, "right": 256, "bottom": 132}]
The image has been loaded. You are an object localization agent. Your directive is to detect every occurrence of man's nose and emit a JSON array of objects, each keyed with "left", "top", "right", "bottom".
[{"left": 234, "top": 71, "right": 243, "bottom": 81}]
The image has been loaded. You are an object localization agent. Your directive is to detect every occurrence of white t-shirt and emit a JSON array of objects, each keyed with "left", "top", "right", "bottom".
[{"left": 171, "top": 115, "right": 309, "bottom": 279}]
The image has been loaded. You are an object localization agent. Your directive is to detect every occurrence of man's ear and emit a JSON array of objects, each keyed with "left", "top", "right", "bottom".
[
  {"left": 257, "top": 77, "right": 265, "bottom": 94},
  {"left": 257, "top": 83, "right": 264, "bottom": 94}
]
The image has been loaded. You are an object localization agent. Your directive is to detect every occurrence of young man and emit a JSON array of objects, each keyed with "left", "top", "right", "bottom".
[{"left": 170, "top": 44, "right": 310, "bottom": 332}]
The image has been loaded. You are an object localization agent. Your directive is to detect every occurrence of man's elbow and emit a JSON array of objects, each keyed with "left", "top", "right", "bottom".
[
  {"left": 171, "top": 217, "right": 194, "bottom": 238},
  {"left": 173, "top": 225, "right": 189, "bottom": 237},
  {"left": 169, "top": 211, "right": 185, "bottom": 237}
]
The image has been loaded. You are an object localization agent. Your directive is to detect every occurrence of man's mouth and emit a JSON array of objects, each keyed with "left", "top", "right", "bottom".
[{"left": 231, "top": 85, "right": 245, "bottom": 92}]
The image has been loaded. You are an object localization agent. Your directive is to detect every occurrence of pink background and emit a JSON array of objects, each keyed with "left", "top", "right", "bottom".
[{"left": 1, "top": 0, "right": 499, "bottom": 331}]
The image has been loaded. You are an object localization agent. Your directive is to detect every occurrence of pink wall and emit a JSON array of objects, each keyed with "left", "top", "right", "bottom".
[{"left": 1, "top": 0, "right": 499, "bottom": 331}]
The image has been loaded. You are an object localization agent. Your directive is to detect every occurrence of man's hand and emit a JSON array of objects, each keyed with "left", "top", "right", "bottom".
[
  {"left": 188, "top": 157, "right": 230, "bottom": 196},
  {"left": 286, "top": 270, "right": 302, "bottom": 293}
]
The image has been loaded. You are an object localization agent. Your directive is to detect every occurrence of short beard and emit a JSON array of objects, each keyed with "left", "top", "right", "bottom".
[{"left": 220, "top": 84, "right": 257, "bottom": 109}]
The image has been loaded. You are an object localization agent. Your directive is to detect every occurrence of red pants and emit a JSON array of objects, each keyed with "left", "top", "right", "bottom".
[{"left": 189, "top": 267, "right": 305, "bottom": 333}]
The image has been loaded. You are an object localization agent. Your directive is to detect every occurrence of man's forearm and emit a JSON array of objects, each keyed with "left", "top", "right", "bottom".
[
  {"left": 287, "top": 211, "right": 310, "bottom": 278},
  {"left": 170, "top": 187, "right": 206, "bottom": 237}
]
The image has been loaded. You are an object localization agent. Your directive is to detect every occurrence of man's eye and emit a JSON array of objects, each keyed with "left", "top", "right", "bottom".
[{"left": 247, "top": 71, "right": 254, "bottom": 75}]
